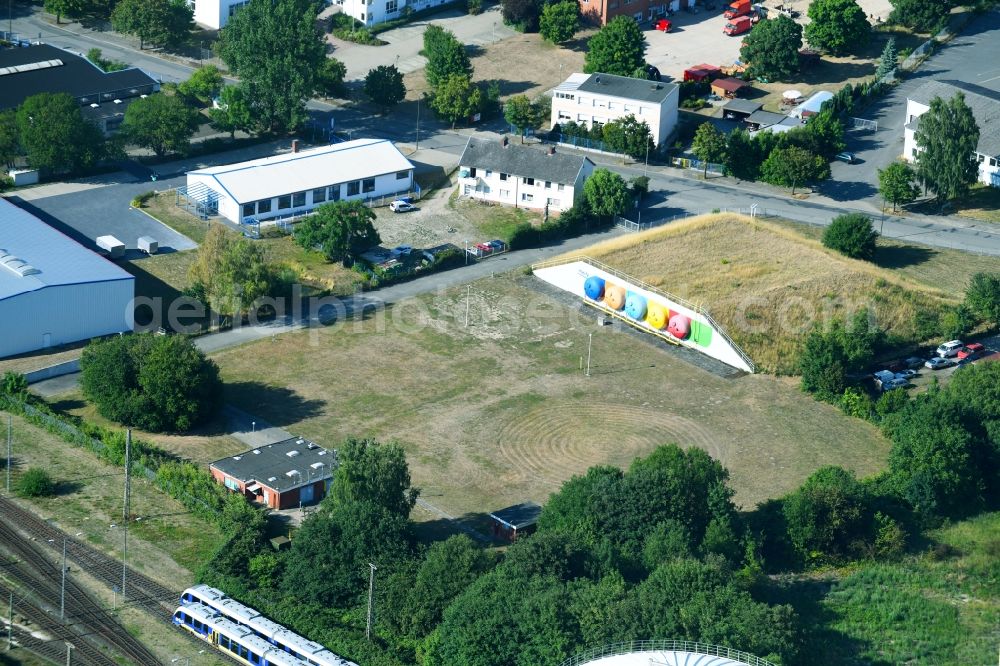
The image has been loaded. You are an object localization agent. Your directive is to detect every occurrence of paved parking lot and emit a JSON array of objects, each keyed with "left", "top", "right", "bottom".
[{"left": 644, "top": 10, "right": 744, "bottom": 80}]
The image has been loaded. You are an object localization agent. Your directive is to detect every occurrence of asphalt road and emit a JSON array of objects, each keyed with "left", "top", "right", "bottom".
[{"left": 823, "top": 10, "right": 1000, "bottom": 208}]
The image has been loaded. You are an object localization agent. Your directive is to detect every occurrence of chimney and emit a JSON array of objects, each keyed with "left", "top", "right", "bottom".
[
  {"left": 292, "top": 139, "right": 299, "bottom": 153},
  {"left": 502, "top": 136, "right": 508, "bottom": 148},
  {"left": 548, "top": 146, "right": 555, "bottom": 156}
]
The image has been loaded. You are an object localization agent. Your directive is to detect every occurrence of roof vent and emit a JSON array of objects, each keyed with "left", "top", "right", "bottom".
[
  {"left": 233, "top": 456, "right": 242, "bottom": 461},
  {"left": 296, "top": 438, "right": 305, "bottom": 444},
  {"left": 267, "top": 477, "right": 277, "bottom": 482},
  {"left": 306, "top": 442, "right": 317, "bottom": 450},
  {"left": 286, "top": 450, "right": 300, "bottom": 457},
  {"left": 0, "top": 250, "right": 40, "bottom": 277},
  {"left": 113, "top": 99, "right": 122, "bottom": 104},
  {"left": 310, "top": 462, "right": 324, "bottom": 470},
  {"left": 285, "top": 470, "right": 300, "bottom": 478},
  {"left": 252, "top": 450, "right": 260, "bottom": 455},
  {"left": 90, "top": 103, "right": 99, "bottom": 108}
]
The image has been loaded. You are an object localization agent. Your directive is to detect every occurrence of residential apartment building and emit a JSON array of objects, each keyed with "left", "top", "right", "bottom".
[
  {"left": 550, "top": 72, "right": 679, "bottom": 147},
  {"left": 192, "top": 0, "right": 250, "bottom": 29},
  {"left": 903, "top": 80, "right": 1000, "bottom": 188},
  {"left": 457, "top": 137, "right": 595, "bottom": 212},
  {"left": 333, "top": 0, "right": 454, "bottom": 27},
  {"left": 578, "top": 0, "right": 702, "bottom": 26}
]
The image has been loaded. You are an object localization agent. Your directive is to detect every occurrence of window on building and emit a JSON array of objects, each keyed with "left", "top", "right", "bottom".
[
  {"left": 242, "top": 203, "right": 255, "bottom": 218},
  {"left": 632, "top": 10, "right": 642, "bottom": 19},
  {"left": 558, "top": 111, "right": 571, "bottom": 120},
  {"left": 386, "top": 0, "right": 397, "bottom": 11},
  {"left": 313, "top": 187, "right": 327, "bottom": 203},
  {"left": 485, "top": 170, "right": 492, "bottom": 177},
  {"left": 470, "top": 167, "right": 477, "bottom": 177},
  {"left": 499, "top": 189, "right": 510, "bottom": 198},
  {"left": 545, "top": 181, "right": 552, "bottom": 189},
  {"left": 522, "top": 193, "right": 534, "bottom": 202},
  {"left": 464, "top": 184, "right": 472, "bottom": 195},
  {"left": 360, "top": 12, "right": 365, "bottom": 19},
  {"left": 608, "top": 101, "right": 617, "bottom": 110},
  {"left": 347, "top": 181, "right": 360, "bottom": 196},
  {"left": 278, "top": 194, "right": 292, "bottom": 209},
  {"left": 500, "top": 173, "right": 508, "bottom": 181},
  {"left": 257, "top": 199, "right": 272, "bottom": 214},
  {"left": 396, "top": 170, "right": 409, "bottom": 179},
  {"left": 522, "top": 177, "right": 534, "bottom": 185},
  {"left": 557, "top": 183, "right": 565, "bottom": 191},
  {"left": 224, "top": 477, "right": 240, "bottom": 491},
  {"left": 293, "top": 191, "right": 306, "bottom": 207},
  {"left": 991, "top": 157, "right": 998, "bottom": 167},
  {"left": 362, "top": 178, "right": 375, "bottom": 193},
  {"left": 329, "top": 184, "right": 341, "bottom": 201},
  {"left": 547, "top": 198, "right": 561, "bottom": 207}
]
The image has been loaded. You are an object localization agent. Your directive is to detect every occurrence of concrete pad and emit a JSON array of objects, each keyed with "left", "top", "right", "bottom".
[{"left": 644, "top": 11, "right": 746, "bottom": 80}]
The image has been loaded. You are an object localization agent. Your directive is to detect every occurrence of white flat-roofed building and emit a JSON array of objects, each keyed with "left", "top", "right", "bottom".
[
  {"left": 192, "top": 0, "right": 249, "bottom": 30},
  {"left": 0, "top": 199, "right": 134, "bottom": 359},
  {"left": 185, "top": 139, "right": 415, "bottom": 225},
  {"left": 550, "top": 72, "right": 679, "bottom": 146}
]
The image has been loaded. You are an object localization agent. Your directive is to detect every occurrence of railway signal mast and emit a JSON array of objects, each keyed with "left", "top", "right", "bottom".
[
  {"left": 365, "top": 563, "right": 377, "bottom": 641},
  {"left": 6, "top": 415, "right": 11, "bottom": 493},
  {"left": 122, "top": 430, "right": 131, "bottom": 605}
]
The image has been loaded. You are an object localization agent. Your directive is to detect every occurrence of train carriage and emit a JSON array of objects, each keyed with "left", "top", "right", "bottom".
[{"left": 174, "top": 603, "right": 312, "bottom": 666}]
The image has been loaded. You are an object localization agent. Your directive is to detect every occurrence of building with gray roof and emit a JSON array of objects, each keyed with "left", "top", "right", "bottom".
[
  {"left": 457, "top": 136, "right": 595, "bottom": 212},
  {"left": 0, "top": 198, "right": 134, "bottom": 359},
  {"left": 903, "top": 80, "right": 1000, "bottom": 187},
  {"left": 551, "top": 72, "right": 679, "bottom": 145},
  {"left": 209, "top": 437, "right": 338, "bottom": 509}
]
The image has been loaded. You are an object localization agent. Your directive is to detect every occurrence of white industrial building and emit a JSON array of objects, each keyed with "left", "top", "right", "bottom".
[
  {"left": 457, "top": 136, "right": 595, "bottom": 212},
  {"left": 903, "top": 80, "right": 1000, "bottom": 188},
  {"left": 550, "top": 72, "right": 679, "bottom": 147},
  {"left": 333, "top": 0, "right": 455, "bottom": 28},
  {"left": 0, "top": 199, "right": 134, "bottom": 359},
  {"left": 185, "top": 139, "right": 416, "bottom": 226},
  {"left": 192, "top": 0, "right": 249, "bottom": 30}
]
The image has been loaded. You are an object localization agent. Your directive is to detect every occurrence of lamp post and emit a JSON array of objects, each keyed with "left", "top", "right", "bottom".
[{"left": 586, "top": 333, "right": 593, "bottom": 377}]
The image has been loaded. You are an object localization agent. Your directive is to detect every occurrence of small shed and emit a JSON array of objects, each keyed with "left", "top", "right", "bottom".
[
  {"left": 790, "top": 90, "right": 834, "bottom": 119},
  {"left": 683, "top": 64, "right": 721, "bottom": 83},
  {"left": 723, "top": 98, "right": 762, "bottom": 120},
  {"left": 490, "top": 501, "right": 542, "bottom": 542},
  {"left": 745, "top": 109, "right": 788, "bottom": 131},
  {"left": 711, "top": 77, "right": 747, "bottom": 98}
]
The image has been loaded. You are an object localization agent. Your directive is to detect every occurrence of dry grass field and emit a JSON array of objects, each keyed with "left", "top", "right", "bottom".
[
  {"left": 210, "top": 273, "right": 889, "bottom": 516},
  {"left": 568, "top": 213, "right": 959, "bottom": 373}
]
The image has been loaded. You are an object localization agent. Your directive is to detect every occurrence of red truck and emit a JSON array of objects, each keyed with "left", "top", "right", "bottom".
[
  {"left": 723, "top": 0, "right": 751, "bottom": 18},
  {"left": 723, "top": 15, "right": 753, "bottom": 35}
]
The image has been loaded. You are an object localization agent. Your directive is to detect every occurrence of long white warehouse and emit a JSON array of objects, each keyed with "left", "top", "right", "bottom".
[
  {"left": 0, "top": 198, "right": 134, "bottom": 359},
  {"left": 185, "top": 139, "right": 416, "bottom": 226}
]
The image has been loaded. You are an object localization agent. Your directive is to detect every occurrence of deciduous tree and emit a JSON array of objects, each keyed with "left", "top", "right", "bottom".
[
  {"left": 423, "top": 25, "right": 472, "bottom": 89},
  {"left": 501, "top": 0, "right": 542, "bottom": 31},
  {"left": 878, "top": 161, "right": 919, "bottom": 211},
  {"left": 584, "top": 16, "right": 645, "bottom": 77},
  {"left": 430, "top": 74, "right": 481, "bottom": 127},
  {"left": 601, "top": 114, "right": 653, "bottom": 160},
  {"left": 914, "top": 92, "right": 980, "bottom": 201},
  {"left": 329, "top": 438, "right": 419, "bottom": 517},
  {"left": 964, "top": 272, "right": 1000, "bottom": 327},
  {"left": 189, "top": 225, "right": 278, "bottom": 320},
  {"left": 804, "top": 0, "right": 870, "bottom": 55},
  {"left": 44, "top": 0, "right": 87, "bottom": 23},
  {"left": 503, "top": 94, "right": 539, "bottom": 142},
  {"left": 293, "top": 200, "right": 381, "bottom": 262},
  {"left": 122, "top": 93, "right": 199, "bottom": 156},
  {"left": 15, "top": 93, "right": 104, "bottom": 174},
  {"left": 178, "top": 65, "right": 224, "bottom": 104},
  {"left": 691, "top": 122, "right": 727, "bottom": 178},
  {"left": 317, "top": 58, "right": 348, "bottom": 98},
  {"left": 889, "top": 0, "right": 955, "bottom": 32},
  {"left": 783, "top": 466, "right": 872, "bottom": 564},
  {"left": 209, "top": 85, "right": 253, "bottom": 138},
  {"left": 0, "top": 110, "right": 18, "bottom": 169},
  {"left": 583, "top": 168, "right": 630, "bottom": 223},
  {"left": 364, "top": 64, "right": 406, "bottom": 113},
  {"left": 760, "top": 145, "right": 826, "bottom": 193},
  {"left": 80, "top": 333, "right": 223, "bottom": 432},
  {"left": 822, "top": 213, "right": 878, "bottom": 260},
  {"left": 111, "top": 0, "right": 192, "bottom": 49},
  {"left": 218, "top": 0, "right": 325, "bottom": 133},
  {"left": 539, "top": 0, "right": 579, "bottom": 43},
  {"left": 740, "top": 15, "right": 802, "bottom": 82}
]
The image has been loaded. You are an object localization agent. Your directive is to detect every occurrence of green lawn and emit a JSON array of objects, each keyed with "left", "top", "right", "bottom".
[{"left": 449, "top": 195, "right": 542, "bottom": 242}]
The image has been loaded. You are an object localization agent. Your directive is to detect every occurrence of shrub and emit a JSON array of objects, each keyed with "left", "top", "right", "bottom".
[
  {"left": 130, "top": 190, "right": 155, "bottom": 208},
  {"left": 16, "top": 468, "right": 56, "bottom": 497},
  {"left": 783, "top": 466, "right": 872, "bottom": 565},
  {"left": 1, "top": 371, "right": 28, "bottom": 397},
  {"left": 822, "top": 213, "right": 878, "bottom": 261},
  {"left": 466, "top": 0, "right": 482, "bottom": 13}
]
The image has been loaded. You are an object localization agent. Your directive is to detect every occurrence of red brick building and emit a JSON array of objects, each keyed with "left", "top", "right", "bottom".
[
  {"left": 209, "top": 437, "right": 336, "bottom": 510},
  {"left": 580, "top": 0, "right": 704, "bottom": 27}
]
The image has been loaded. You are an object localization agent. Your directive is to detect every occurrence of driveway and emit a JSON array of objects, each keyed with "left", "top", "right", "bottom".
[
  {"left": 326, "top": 4, "right": 517, "bottom": 81},
  {"left": 822, "top": 10, "right": 1000, "bottom": 206},
  {"left": 644, "top": 8, "right": 744, "bottom": 80}
]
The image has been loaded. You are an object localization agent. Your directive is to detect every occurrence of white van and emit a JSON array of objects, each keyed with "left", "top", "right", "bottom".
[{"left": 936, "top": 340, "right": 964, "bottom": 358}]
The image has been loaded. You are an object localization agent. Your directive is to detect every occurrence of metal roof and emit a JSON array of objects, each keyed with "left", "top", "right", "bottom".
[
  {"left": 490, "top": 501, "right": 542, "bottom": 529},
  {"left": 573, "top": 72, "right": 678, "bottom": 104},
  {"left": 0, "top": 198, "right": 134, "bottom": 302},
  {"left": 908, "top": 79, "right": 1000, "bottom": 157},
  {"left": 745, "top": 110, "right": 788, "bottom": 127},
  {"left": 723, "top": 99, "right": 762, "bottom": 115},
  {"left": 0, "top": 44, "right": 158, "bottom": 111},
  {"left": 187, "top": 139, "right": 414, "bottom": 205},
  {"left": 459, "top": 137, "right": 593, "bottom": 186},
  {"left": 790, "top": 90, "right": 833, "bottom": 116},
  {"left": 209, "top": 437, "right": 337, "bottom": 493}
]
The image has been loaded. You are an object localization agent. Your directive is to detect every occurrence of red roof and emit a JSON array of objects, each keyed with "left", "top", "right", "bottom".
[
  {"left": 692, "top": 63, "right": 721, "bottom": 72},
  {"left": 712, "top": 77, "right": 746, "bottom": 92}
]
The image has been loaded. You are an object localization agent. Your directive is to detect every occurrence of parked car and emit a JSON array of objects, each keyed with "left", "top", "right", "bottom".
[
  {"left": 925, "top": 357, "right": 954, "bottom": 370},
  {"left": 936, "top": 340, "right": 964, "bottom": 358},
  {"left": 957, "top": 342, "right": 986, "bottom": 360},
  {"left": 391, "top": 244, "right": 413, "bottom": 256},
  {"left": 389, "top": 200, "right": 415, "bottom": 213},
  {"left": 885, "top": 359, "right": 907, "bottom": 372},
  {"left": 835, "top": 152, "right": 857, "bottom": 164},
  {"left": 654, "top": 18, "right": 672, "bottom": 31},
  {"left": 897, "top": 369, "right": 918, "bottom": 378},
  {"left": 881, "top": 377, "right": 910, "bottom": 392},
  {"left": 476, "top": 242, "right": 493, "bottom": 254},
  {"left": 488, "top": 240, "right": 506, "bottom": 251},
  {"left": 904, "top": 357, "right": 925, "bottom": 369}
]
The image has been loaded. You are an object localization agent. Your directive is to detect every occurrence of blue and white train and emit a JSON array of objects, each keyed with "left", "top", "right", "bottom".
[{"left": 173, "top": 584, "right": 358, "bottom": 666}]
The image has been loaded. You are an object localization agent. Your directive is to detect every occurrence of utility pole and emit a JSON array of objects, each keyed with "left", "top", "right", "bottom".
[
  {"left": 586, "top": 333, "right": 593, "bottom": 377},
  {"left": 65, "top": 643, "right": 73, "bottom": 666},
  {"left": 60, "top": 537, "right": 67, "bottom": 620},
  {"left": 644, "top": 141, "right": 649, "bottom": 177},
  {"left": 415, "top": 98, "right": 421, "bottom": 151},
  {"left": 365, "top": 563, "right": 377, "bottom": 641},
  {"left": 7, "top": 591, "right": 12, "bottom": 651},
  {"left": 121, "top": 430, "right": 131, "bottom": 604},
  {"left": 5, "top": 415, "right": 10, "bottom": 493},
  {"left": 465, "top": 285, "right": 471, "bottom": 327}
]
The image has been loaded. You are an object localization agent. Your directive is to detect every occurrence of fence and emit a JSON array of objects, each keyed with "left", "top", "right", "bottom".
[
  {"left": 850, "top": 117, "right": 878, "bottom": 132},
  {"left": 615, "top": 215, "right": 651, "bottom": 233},
  {"left": 544, "top": 132, "right": 612, "bottom": 155},
  {"left": 558, "top": 640, "right": 777, "bottom": 666},
  {"left": 671, "top": 156, "right": 725, "bottom": 175}
]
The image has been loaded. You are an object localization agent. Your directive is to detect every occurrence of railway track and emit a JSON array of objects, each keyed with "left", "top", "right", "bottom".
[{"left": 0, "top": 512, "right": 163, "bottom": 664}]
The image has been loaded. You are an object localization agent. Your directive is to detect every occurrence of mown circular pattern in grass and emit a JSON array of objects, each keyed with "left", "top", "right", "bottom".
[{"left": 493, "top": 400, "right": 727, "bottom": 492}]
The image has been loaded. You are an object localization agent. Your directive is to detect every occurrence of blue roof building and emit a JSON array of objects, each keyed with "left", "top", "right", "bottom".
[{"left": 0, "top": 198, "right": 134, "bottom": 358}]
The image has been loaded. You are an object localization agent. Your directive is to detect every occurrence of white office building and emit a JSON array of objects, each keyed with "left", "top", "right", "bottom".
[
  {"left": 0, "top": 199, "right": 134, "bottom": 359},
  {"left": 550, "top": 72, "right": 679, "bottom": 146},
  {"left": 903, "top": 80, "right": 1000, "bottom": 188},
  {"left": 333, "top": 0, "right": 453, "bottom": 28},
  {"left": 185, "top": 139, "right": 415, "bottom": 225},
  {"left": 457, "top": 136, "right": 595, "bottom": 212},
  {"left": 192, "top": 0, "right": 249, "bottom": 29}
]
